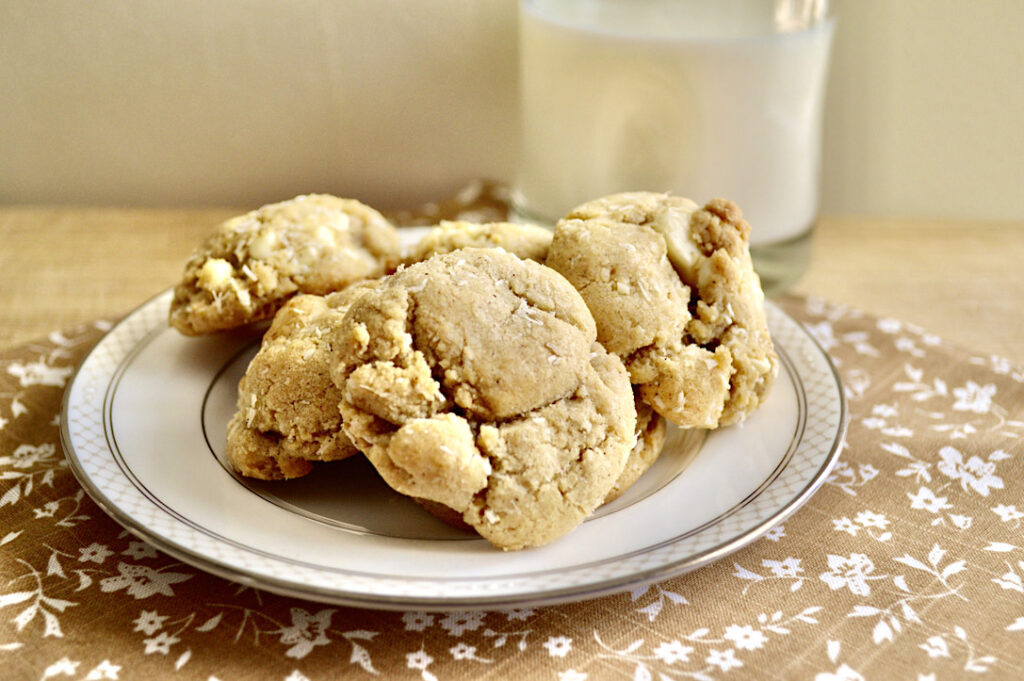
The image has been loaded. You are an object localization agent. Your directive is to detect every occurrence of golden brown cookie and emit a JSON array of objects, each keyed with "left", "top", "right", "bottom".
[
  {"left": 403, "top": 220, "right": 552, "bottom": 265},
  {"left": 225, "top": 283, "right": 375, "bottom": 480},
  {"left": 420, "top": 392, "right": 699, "bottom": 522},
  {"left": 413, "top": 399, "right": 665, "bottom": 531},
  {"left": 330, "top": 248, "right": 637, "bottom": 550},
  {"left": 546, "top": 192, "right": 778, "bottom": 429},
  {"left": 170, "top": 194, "right": 401, "bottom": 335},
  {"left": 604, "top": 394, "right": 668, "bottom": 503}
]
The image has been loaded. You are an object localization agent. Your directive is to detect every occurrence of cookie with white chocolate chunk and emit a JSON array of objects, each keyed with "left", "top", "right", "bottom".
[
  {"left": 169, "top": 194, "right": 401, "bottom": 335},
  {"left": 545, "top": 192, "right": 777, "bottom": 429},
  {"left": 330, "top": 248, "right": 637, "bottom": 550}
]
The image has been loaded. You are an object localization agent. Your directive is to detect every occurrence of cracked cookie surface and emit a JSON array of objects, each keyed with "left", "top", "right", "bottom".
[
  {"left": 546, "top": 192, "right": 777, "bottom": 429},
  {"left": 226, "top": 283, "right": 375, "bottom": 480},
  {"left": 170, "top": 194, "right": 401, "bottom": 335},
  {"left": 404, "top": 220, "right": 553, "bottom": 266},
  {"left": 330, "top": 248, "right": 636, "bottom": 550},
  {"left": 415, "top": 395, "right": 675, "bottom": 530}
]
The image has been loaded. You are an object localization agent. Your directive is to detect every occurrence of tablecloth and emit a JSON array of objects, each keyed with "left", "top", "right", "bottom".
[{"left": 3, "top": 191, "right": 1024, "bottom": 680}]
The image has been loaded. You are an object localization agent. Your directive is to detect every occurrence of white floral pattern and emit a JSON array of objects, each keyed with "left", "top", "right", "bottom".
[{"left": 3, "top": 296, "right": 1024, "bottom": 679}]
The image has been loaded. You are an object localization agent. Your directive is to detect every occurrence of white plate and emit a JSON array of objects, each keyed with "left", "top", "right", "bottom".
[{"left": 61, "top": 259, "right": 845, "bottom": 611}]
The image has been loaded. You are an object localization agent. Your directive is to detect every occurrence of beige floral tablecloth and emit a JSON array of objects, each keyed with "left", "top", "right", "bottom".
[{"left": 3, "top": 292, "right": 1024, "bottom": 680}]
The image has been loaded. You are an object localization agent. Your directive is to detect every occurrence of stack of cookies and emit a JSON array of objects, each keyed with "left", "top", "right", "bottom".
[{"left": 170, "top": 192, "right": 778, "bottom": 550}]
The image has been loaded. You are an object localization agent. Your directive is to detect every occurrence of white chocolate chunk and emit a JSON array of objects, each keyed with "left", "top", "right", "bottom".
[
  {"left": 649, "top": 199, "right": 702, "bottom": 277},
  {"left": 249, "top": 230, "right": 278, "bottom": 259},
  {"left": 314, "top": 225, "right": 338, "bottom": 246},
  {"left": 198, "top": 258, "right": 233, "bottom": 290}
]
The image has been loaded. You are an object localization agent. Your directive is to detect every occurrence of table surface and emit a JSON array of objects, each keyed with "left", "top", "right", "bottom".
[{"left": 1, "top": 206, "right": 1023, "bottom": 364}]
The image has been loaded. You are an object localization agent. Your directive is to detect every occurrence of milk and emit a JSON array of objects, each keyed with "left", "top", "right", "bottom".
[{"left": 514, "top": 0, "right": 835, "bottom": 246}]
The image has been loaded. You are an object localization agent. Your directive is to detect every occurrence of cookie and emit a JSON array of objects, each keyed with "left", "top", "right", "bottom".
[
  {"left": 170, "top": 194, "right": 401, "bottom": 335},
  {"left": 225, "top": 282, "right": 375, "bottom": 480},
  {"left": 415, "top": 396, "right": 675, "bottom": 528},
  {"left": 330, "top": 248, "right": 636, "bottom": 550},
  {"left": 545, "top": 192, "right": 777, "bottom": 428},
  {"left": 404, "top": 220, "right": 552, "bottom": 265},
  {"left": 417, "top": 393, "right": 670, "bottom": 527},
  {"left": 604, "top": 395, "right": 668, "bottom": 503}
]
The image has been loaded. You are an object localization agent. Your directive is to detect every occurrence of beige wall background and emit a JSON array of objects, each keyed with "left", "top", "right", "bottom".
[
  {"left": 1, "top": 0, "right": 1022, "bottom": 220},
  {"left": 823, "top": 0, "right": 1024, "bottom": 221}
]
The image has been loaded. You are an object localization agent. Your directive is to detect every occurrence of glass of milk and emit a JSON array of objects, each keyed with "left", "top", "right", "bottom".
[{"left": 513, "top": 0, "right": 835, "bottom": 294}]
